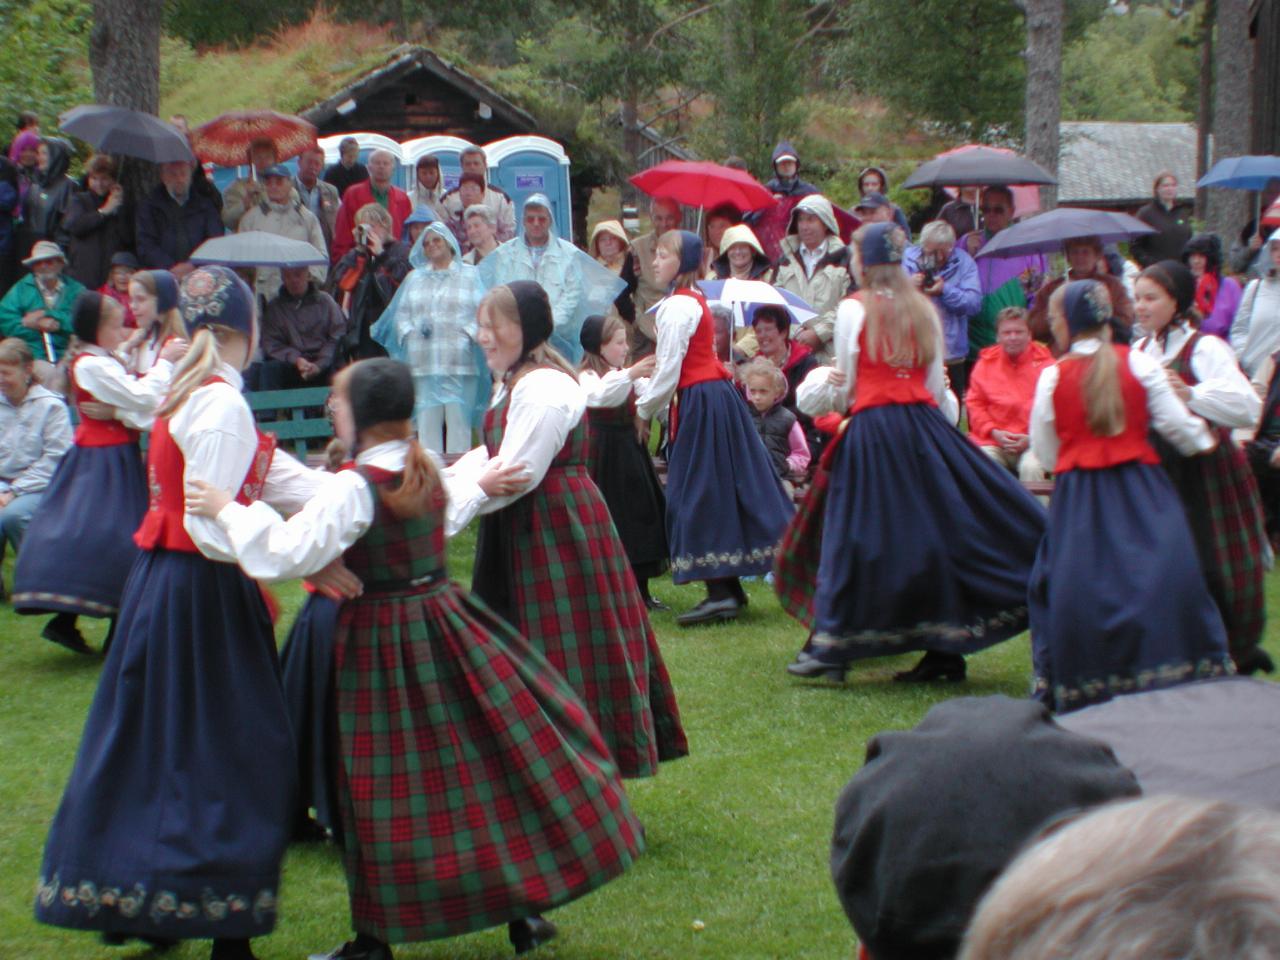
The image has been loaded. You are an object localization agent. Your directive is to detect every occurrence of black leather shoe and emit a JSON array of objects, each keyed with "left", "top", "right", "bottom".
[
  {"left": 509, "top": 916, "right": 558, "bottom": 955},
  {"left": 42, "top": 619, "right": 93, "bottom": 655},
  {"left": 642, "top": 594, "right": 670, "bottom": 612},
  {"left": 1233, "top": 646, "right": 1275, "bottom": 676},
  {"left": 676, "top": 596, "right": 741, "bottom": 626},
  {"left": 785, "top": 651, "right": 847, "bottom": 681},
  {"left": 307, "top": 939, "right": 393, "bottom": 960},
  {"left": 892, "top": 651, "right": 966, "bottom": 683}
]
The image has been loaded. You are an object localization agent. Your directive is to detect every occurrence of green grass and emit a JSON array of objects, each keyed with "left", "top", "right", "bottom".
[{"left": 2, "top": 538, "right": 1277, "bottom": 960}]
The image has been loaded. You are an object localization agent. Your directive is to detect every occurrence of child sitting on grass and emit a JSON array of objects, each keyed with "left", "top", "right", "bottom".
[{"left": 742, "top": 357, "right": 809, "bottom": 496}]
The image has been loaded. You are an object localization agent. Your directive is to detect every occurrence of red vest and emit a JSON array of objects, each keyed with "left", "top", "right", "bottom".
[
  {"left": 1052, "top": 345, "right": 1159, "bottom": 472},
  {"left": 674, "top": 289, "right": 733, "bottom": 390},
  {"left": 70, "top": 355, "right": 139, "bottom": 447},
  {"left": 849, "top": 325, "right": 937, "bottom": 414},
  {"left": 133, "top": 378, "right": 276, "bottom": 553}
]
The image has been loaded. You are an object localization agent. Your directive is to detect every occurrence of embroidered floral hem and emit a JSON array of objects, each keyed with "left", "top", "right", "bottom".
[
  {"left": 1035, "top": 655, "right": 1236, "bottom": 714},
  {"left": 12, "top": 590, "right": 117, "bottom": 617},
  {"left": 808, "top": 606, "right": 1030, "bottom": 660},
  {"left": 670, "top": 544, "right": 777, "bottom": 580},
  {"left": 35, "top": 871, "right": 279, "bottom": 939}
]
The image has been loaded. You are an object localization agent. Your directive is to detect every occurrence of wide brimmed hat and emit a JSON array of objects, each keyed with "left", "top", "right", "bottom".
[{"left": 23, "top": 241, "right": 66, "bottom": 267}]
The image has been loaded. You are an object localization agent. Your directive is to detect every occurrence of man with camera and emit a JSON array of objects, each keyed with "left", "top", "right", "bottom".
[{"left": 902, "top": 220, "right": 981, "bottom": 399}]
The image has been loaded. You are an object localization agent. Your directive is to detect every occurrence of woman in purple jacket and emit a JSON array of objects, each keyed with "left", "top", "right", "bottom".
[{"left": 1183, "top": 233, "right": 1241, "bottom": 340}]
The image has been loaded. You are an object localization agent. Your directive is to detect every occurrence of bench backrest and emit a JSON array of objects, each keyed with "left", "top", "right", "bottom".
[{"left": 246, "top": 386, "right": 333, "bottom": 458}]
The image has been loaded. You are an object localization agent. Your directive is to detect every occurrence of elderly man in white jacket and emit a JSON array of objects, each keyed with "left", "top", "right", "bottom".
[{"left": 238, "top": 164, "right": 328, "bottom": 300}]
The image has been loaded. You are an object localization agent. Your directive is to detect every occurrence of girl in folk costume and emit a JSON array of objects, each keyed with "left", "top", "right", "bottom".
[
  {"left": 186, "top": 358, "right": 645, "bottom": 960},
  {"left": 35, "top": 267, "right": 329, "bottom": 960},
  {"left": 451, "top": 280, "right": 688, "bottom": 778},
  {"left": 122, "top": 269, "right": 186, "bottom": 374},
  {"left": 635, "top": 230, "right": 792, "bottom": 625},
  {"left": 1132, "top": 260, "right": 1271, "bottom": 674},
  {"left": 778, "top": 223, "right": 1045, "bottom": 683},
  {"left": 577, "top": 313, "right": 669, "bottom": 609},
  {"left": 13, "top": 292, "right": 184, "bottom": 654},
  {"left": 1029, "top": 279, "right": 1234, "bottom": 712}
]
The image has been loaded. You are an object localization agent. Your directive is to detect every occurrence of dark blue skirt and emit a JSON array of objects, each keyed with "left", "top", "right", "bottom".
[
  {"left": 1030, "top": 463, "right": 1233, "bottom": 713},
  {"left": 665, "top": 379, "right": 792, "bottom": 583},
  {"left": 813, "top": 402, "right": 1046, "bottom": 658},
  {"left": 35, "top": 549, "right": 296, "bottom": 940},
  {"left": 13, "top": 442, "right": 145, "bottom": 617},
  {"left": 279, "top": 591, "right": 342, "bottom": 839}
]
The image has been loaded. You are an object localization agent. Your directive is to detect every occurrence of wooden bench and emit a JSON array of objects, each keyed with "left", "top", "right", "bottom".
[{"left": 247, "top": 386, "right": 333, "bottom": 460}]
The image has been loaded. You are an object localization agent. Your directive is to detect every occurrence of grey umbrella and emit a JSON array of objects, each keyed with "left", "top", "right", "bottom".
[
  {"left": 189, "top": 233, "right": 327, "bottom": 269},
  {"left": 58, "top": 105, "right": 195, "bottom": 164},
  {"left": 1058, "top": 677, "right": 1280, "bottom": 812},
  {"left": 975, "top": 207, "right": 1155, "bottom": 259},
  {"left": 901, "top": 146, "right": 1057, "bottom": 190}
]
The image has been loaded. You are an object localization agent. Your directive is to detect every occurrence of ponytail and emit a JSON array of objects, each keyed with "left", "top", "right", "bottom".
[
  {"left": 376, "top": 437, "right": 441, "bottom": 519},
  {"left": 1080, "top": 325, "right": 1125, "bottom": 437},
  {"left": 157, "top": 326, "right": 221, "bottom": 418}
]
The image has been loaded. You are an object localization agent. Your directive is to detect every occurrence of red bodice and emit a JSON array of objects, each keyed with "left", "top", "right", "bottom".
[
  {"left": 1052, "top": 345, "right": 1159, "bottom": 472},
  {"left": 674, "top": 289, "right": 733, "bottom": 390},
  {"left": 849, "top": 327, "right": 937, "bottom": 414},
  {"left": 70, "top": 355, "right": 138, "bottom": 447}
]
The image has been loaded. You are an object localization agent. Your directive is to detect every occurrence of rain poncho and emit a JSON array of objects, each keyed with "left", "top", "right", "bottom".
[
  {"left": 371, "top": 221, "right": 489, "bottom": 420},
  {"left": 479, "top": 194, "right": 626, "bottom": 364}
]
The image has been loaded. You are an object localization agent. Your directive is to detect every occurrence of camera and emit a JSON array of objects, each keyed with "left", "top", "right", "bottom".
[{"left": 355, "top": 224, "right": 370, "bottom": 247}]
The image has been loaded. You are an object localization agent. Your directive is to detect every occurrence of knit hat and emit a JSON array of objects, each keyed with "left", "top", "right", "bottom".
[
  {"left": 579, "top": 314, "right": 608, "bottom": 356},
  {"left": 147, "top": 270, "right": 179, "bottom": 314},
  {"left": 858, "top": 222, "right": 904, "bottom": 268},
  {"left": 831, "top": 696, "right": 1140, "bottom": 960},
  {"left": 508, "top": 280, "right": 554, "bottom": 354},
  {"left": 348, "top": 357, "right": 415, "bottom": 435},
  {"left": 1063, "top": 278, "right": 1115, "bottom": 336},
  {"left": 179, "top": 265, "right": 255, "bottom": 337},
  {"left": 1139, "top": 260, "right": 1197, "bottom": 317},
  {"left": 72, "top": 292, "right": 105, "bottom": 345}
]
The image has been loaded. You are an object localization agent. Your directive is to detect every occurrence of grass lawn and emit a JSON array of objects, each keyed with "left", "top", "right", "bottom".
[{"left": 2, "top": 530, "right": 1277, "bottom": 960}]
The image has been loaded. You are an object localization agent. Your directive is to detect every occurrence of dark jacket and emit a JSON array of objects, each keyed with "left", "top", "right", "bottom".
[
  {"left": 261, "top": 282, "right": 347, "bottom": 371},
  {"left": 711, "top": 251, "right": 773, "bottom": 280},
  {"left": 135, "top": 183, "right": 224, "bottom": 269},
  {"left": 323, "top": 161, "right": 369, "bottom": 200},
  {"left": 1131, "top": 199, "right": 1193, "bottom": 268},
  {"left": 332, "top": 243, "right": 410, "bottom": 360},
  {"left": 64, "top": 188, "right": 134, "bottom": 289},
  {"left": 18, "top": 138, "right": 76, "bottom": 253},
  {"left": 764, "top": 140, "right": 818, "bottom": 199},
  {"left": 749, "top": 401, "right": 798, "bottom": 479}
]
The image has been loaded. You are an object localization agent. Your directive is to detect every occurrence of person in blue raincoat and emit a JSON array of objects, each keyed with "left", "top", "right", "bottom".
[
  {"left": 372, "top": 221, "right": 488, "bottom": 455},
  {"left": 479, "top": 193, "right": 625, "bottom": 364}
]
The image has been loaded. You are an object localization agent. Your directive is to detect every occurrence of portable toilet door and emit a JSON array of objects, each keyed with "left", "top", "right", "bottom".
[
  {"left": 401, "top": 135, "right": 473, "bottom": 197},
  {"left": 317, "top": 132, "right": 407, "bottom": 183},
  {"left": 484, "top": 136, "right": 572, "bottom": 240}
]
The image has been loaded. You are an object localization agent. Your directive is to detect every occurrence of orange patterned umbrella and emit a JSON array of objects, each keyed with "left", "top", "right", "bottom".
[{"left": 190, "top": 110, "right": 318, "bottom": 166}]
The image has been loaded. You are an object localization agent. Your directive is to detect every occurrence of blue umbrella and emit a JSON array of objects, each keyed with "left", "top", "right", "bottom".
[
  {"left": 975, "top": 207, "right": 1155, "bottom": 260},
  {"left": 697, "top": 278, "right": 817, "bottom": 328},
  {"left": 1196, "top": 155, "right": 1280, "bottom": 192},
  {"left": 59, "top": 105, "right": 195, "bottom": 164}
]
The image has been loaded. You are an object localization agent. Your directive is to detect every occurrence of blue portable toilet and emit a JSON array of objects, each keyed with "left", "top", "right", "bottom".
[
  {"left": 401, "top": 135, "right": 472, "bottom": 197},
  {"left": 317, "top": 132, "right": 407, "bottom": 184},
  {"left": 484, "top": 136, "right": 572, "bottom": 240}
]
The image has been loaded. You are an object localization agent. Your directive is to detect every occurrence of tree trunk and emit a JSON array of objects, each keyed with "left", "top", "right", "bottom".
[
  {"left": 90, "top": 0, "right": 164, "bottom": 211},
  {"left": 621, "top": 85, "right": 641, "bottom": 209},
  {"left": 1023, "top": 0, "right": 1063, "bottom": 210},
  {"left": 1206, "top": 0, "right": 1252, "bottom": 238},
  {"left": 1195, "top": 0, "right": 1215, "bottom": 221}
]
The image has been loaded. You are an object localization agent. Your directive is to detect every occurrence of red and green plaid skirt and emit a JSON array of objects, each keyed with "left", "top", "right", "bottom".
[
  {"left": 1158, "top": 427, "right": 1268, "bottom": 654},
  {"left": 334, "top": 576, "right": 644, "bottom": 944},
  {"left": 475, "top": 463, "right": 689, "bottom": 777}
]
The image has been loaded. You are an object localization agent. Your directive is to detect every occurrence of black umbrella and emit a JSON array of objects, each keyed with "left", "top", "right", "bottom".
[
  {"left": 58, "top": 105, "right": 195, "bottom": 164},
  {"left": 902, "top": 146, "right": 1057, "bottom": 190},
  {"left": 974, "top": 207, "right": 1155, "bottom": 259},
  {"left": 1058, "top": 677, "right": 1280, "bottom": 812}
]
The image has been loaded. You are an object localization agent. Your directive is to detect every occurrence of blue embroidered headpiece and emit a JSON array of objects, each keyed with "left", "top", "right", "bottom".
[
  {"left": 179, "top": 265, "right": 255, "bottom": 337},
  {"left": 1062, "top": 279, "right": 1113, "bottom": 337},
  {"left": 674, "top": 230, "right": 703, "bottom": 275},
  {"left": 147, "top": 270, "right": 179, "bottom": 314},
  {"left": 859, "top": 222, "right": 904, "bottom": 268}
]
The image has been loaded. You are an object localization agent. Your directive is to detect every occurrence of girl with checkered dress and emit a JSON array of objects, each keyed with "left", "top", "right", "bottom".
[
  {"left": 453, "top": 280, "right": 688, "bottom": 779},
  {"left": 1028, "top": 278, "right": 1234, "bottom": 712},
  {"left": 35, "top": 267, "right": 330, "bottom": 960},
  {"left": 188, "top": 357, "right": 644, "bottom": 960},
  {"left": 777, "top": 223, "right": 1046, "bottom": 684},
  {"left": 1132, "top": 260, "right": 1271, "bottom": 675}
]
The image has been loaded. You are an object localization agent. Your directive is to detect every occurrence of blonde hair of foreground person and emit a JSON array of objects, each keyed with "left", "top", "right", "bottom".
[{"left": 959, "top": 795, "right": 1280, "bottom": 960}]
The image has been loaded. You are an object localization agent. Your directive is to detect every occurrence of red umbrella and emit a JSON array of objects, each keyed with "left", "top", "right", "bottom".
[
  {"left": 1262, "top": 198, "right": 1280, "bottom": 228},
  {"left": 631, "top": 160, "right": 775, "bottom": 212},
  {"left": 191, "top": 110, "right": 318, "bottom": 167}
]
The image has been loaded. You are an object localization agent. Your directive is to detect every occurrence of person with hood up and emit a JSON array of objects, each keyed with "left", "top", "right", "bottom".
[
  {"left": 1182, "top": 232, "right": 1241, "bottom": 339},
  {"left": 1231, "top": 233, "right": 1280, "bottom": 377},
  {"left": 711, "top": 224, "right": 772, "bottom": 281},
  {"left": 411, "top": 154, "right": 450, "bottom": 224},
  {"left": 771, "top": 194, "right": 851, "bottom": 363},
  {"left": 856, "top": 165, "right": 912, "bottom": 237},
  {"left": 18, "top": 138, "right": 76, "bottom": 256},
  {"left": 371, "top": 221, "right": 488, "bottom": 455},
  {"left": 765, "top": 141, "right": 818, "bottom": 200},
  {"left": 480, "top": 194, "right": 625, "bottom": 364},
  {"left": 0, "top": 155, "right": 20, "bottom": 296},
  {"left": 590, "top": 218, "right": 636, "bottom": 324}
]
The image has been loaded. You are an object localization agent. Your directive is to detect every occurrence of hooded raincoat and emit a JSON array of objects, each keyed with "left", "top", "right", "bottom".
[
  {"left": 372, "top": 221, "right": 489, "bottom": 423},
  {"left": 19, "top": 139, "right": 76, "bottom": 253},
  {"left": 479, "top": 194, "right": 626, "bottom": 364},
  {"left": 771, "top": 195, "right": 851, "bottom": 362}
]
